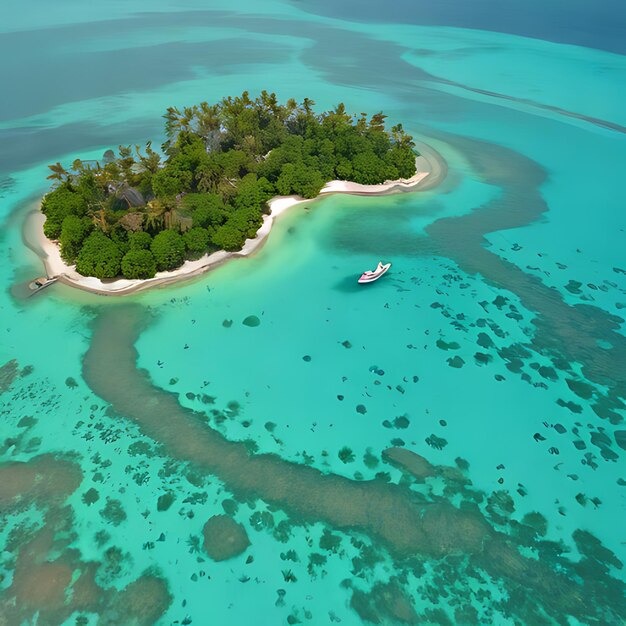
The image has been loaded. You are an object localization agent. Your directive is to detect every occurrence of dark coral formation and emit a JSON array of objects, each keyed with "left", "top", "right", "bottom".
[
  {"left": 81, "top": 304, "right": 626, "bottom": 625},
  {"left": 0, "top": 456, "right": 172, "bottom": 624},
  {"left": 202, "top": 514, "right": 250, "bottom": 561}
]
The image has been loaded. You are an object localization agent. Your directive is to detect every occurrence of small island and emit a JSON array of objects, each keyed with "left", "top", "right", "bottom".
[{"left": 35, "top": 92, "right": 437, "bottom": 294}]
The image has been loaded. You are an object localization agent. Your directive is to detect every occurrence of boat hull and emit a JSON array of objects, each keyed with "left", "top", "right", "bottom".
[{"left": 358, "top": 263, "right": 391, "bottom": 284}]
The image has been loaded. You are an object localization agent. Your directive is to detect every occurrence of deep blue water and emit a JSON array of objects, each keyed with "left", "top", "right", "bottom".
[{"left": 292, "top": 0, "right": 626, "bottom": 54}]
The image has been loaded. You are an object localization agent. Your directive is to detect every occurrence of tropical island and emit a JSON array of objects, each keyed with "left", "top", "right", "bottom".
[{"left": 34, "top": 91, "right": 438, "bottom": 294}]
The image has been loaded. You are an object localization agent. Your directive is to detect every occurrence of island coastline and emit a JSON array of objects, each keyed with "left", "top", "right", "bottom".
[{"left": 26, "top": 146, "right": 445, "bottom": 297}]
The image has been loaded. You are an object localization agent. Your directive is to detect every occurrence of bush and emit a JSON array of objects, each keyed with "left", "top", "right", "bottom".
[
  {"left": 351, "top": 151, "right": 396, "bottom": 185},
  {"left": 232, "top": 173, "right": 275, "bottom": 211},
  {"left": 182, "top": 193, "right": 229, "bottom": 230},
  {"left": 151, "top": 167, "right": 191, "bottom": 199},
  {"left": 211, "top": 223, "right": 247, "bottom": 252},
  {"left": 276, "top": 163, "right": 325, "bottom": 198},
  {"left": 228, "top": 207, "right": 263, "bottom": 238},
  {"left": 192, "top": 206, "right": 229, "bottom": 231},
  {"left": 59, "top": 215, "right": 93, "bottom": 263},
  {"left": 109, "top": 224, "right": 130, "bottom": 255},
  {"left": 43, "top": 217, "right": 62, "bottom": 240},
  {"left": 386, "top": 146, "right": 416, "bottom": 179},
  {"left": 183, "top": 227, "right": 210, "bottom": 260},
  {"left": 121, "top": 249, "right": 157, "bottom": 279},
  {"left": 335, "top": 158, "right": 353, "bottom": 180},
  {"left": 181, "top": 193, "right": 225, "bottom": 213},
  {"left": 151, "top": 230, "right": 185, "bottom": 271},
  {"left": 128, "top": 231, "right": 153, "bottom": 250},
  {"left": 41, "top": 187, "right": 88, "bottom": 239},
  {"left": 75, "top": 232, "right": 123, "bottom": 279}
]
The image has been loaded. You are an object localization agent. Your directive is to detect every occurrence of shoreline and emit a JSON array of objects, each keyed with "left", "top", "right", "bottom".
[{"left": 25, "top": 146, "right": 445, "bottom": 297}]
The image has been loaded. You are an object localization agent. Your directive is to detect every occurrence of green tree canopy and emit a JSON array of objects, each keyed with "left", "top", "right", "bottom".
[
  {"left": 41, "top": 187, "right": 88, "bottom": 239},
  {"left": 183, "top": 227, "right": 210, "bottom": 259},
  {"left": 386, "top": 146, "right": 417, "bottom": 179},
  {"left": 228, "top": 207, "right": 264, "bottom": 239},
  {"left": 350, "top": 152, "right": 397, "bottom": 185},
  {"left": 42, "top": 92, "right": 417, "bottom": 279},
  {"left": 233, "top": 174, "right": 275, "bottom": 211},
  {"left": 75, "top": 231, "right": 123, "bottom": 279},
  {"left": 151, "top": 230, "right": 186, "bottom": 271},
  {"left": 211, "top": 223, "right": 247, "bottom": 252},
  {"left": 121, "top": 249, "right": 157, "bottom": 279},
  {"left": 151, "top": 166, "right": 192, "bottom": 199},
  {"left": 181, "top": 193, "right": 229, "bottom": 231},
  {"left": 276, "top": 163, "right": 325, "bottom": 198},
  {"left": 128, "top": 230, "right": 153, "bottom": 250},
  {"left": 59, "top": 215, "right": 93, "bottom": 263}
]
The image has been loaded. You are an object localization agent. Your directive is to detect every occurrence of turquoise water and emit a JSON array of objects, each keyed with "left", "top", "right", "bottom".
[{"left": 1, "top": 2, "right": 625, "bottom": 624}]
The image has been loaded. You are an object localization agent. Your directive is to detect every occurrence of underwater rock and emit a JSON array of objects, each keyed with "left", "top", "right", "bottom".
[
  {"left": 474, "top": 351, "right": 492, "bottom": 365},
  {"left": 447, "top": 356, "right": 465, "bottom": 369},
  {"left": 382, "top": 447, "right": 435, "bottom": 480},
  {"left": 436, "top": 339, "right": 460, "bottom": 351},
  {"left": 157, "top": 492, "right": 175, "bottom": 512},
  {"left": 242, "top": 315, "right": 260, "bottom": 327},
  {"left": 350, "top": 580, "right": 418, "bottom": 625},
  {"left": 476, "top": 333, "right": 495, "bottom": 349},
  {"left": 614, "top": 430, "right": 626, "bottom": 451},
  {"left": 565, "top": 280, "right": 583, "bottom": 294},
  {"left": 565, "top": 378, "right": 594, "bottom": 400},
  {"left": 425, "top": 434, "right": 448, "bottom": 450},
  {"left": 104, "top": 575, "right": 172, "bottom": 625},
  {"left": 202, "top": 515, "right": 250, "bottom": 561},
  {"left": 0, "top": 359, "right": 19, "bottom": 394}
]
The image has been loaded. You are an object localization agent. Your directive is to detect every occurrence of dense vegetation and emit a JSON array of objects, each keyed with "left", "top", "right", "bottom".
[{"left": 42, "top": 92, "right": 417, "bottom": 280}]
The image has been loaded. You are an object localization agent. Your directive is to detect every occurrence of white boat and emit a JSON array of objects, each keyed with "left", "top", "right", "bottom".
[
  {"left": 28, "top": 276, "right": 57, "bottom": 294},
  {"left": 358, "top": 261, "right": 391, "bottom": 284}
]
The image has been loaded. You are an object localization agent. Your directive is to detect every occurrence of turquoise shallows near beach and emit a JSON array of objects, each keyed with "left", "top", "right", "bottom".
[{"left": 1, "top": 0, "right": 625, "bottom": 624}]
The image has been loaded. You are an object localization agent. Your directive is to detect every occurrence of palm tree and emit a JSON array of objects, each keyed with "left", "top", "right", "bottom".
[
  {"left": 163, "top": 106, "right": 183, "bottom": 142},
  {"left": 92, "top": 161, "right": 119, "bottom": 194},
  {"left": 117, "top": 145, "right": 136, "bottom": 182},
  {"left": 88, "top": 206, "right": 110, "bottom": 233},
  {"left": 135, "top": 141, "right": 161, "bottom": 174},
  {"left": 144, "top": 201, "right": 166, "bottom": 232},
  {"left": 356, "top": 112, "right": 368, "bottom": 134},
  {"left": 260, "top": 90, "right": 278, "bottom": 114},
  {"left": 302, "top": 98, "right": 315, "bottom": 115},
  {"left": 46, "top": 162, "right": 71, "bottom": 185},
  {"left": 164, "top": 209, "right": 192, "bottom": 233},
  {"left": 369, "top": 112, "right": 387, "bottom": 132},
  {"left": 181, "top": 106, "right": 195, "bottom": 133},
  {"left": 391, "top": 123, "right": 416, "bottom": 149},
  {"left": 284, "top": 98, "right": 298, "bottom": 120},
  {"left": 242, "top": 134, "right": 260, "bottom": 158},
  {"left": 196, "top": 160, "right": 221, "bottom": 193},
  {"left": 195, "top": 102, "right": 222, "bottom": 150}
]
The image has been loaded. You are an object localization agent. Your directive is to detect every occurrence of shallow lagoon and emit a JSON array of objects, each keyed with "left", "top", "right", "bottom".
[{"left": 1, "top": 2, "right": 625, "bottom": 624}]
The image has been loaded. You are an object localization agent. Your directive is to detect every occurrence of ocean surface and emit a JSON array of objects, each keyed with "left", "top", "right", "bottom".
[{"left": 1, "top": 1, "right": 625, "bottom": 624}]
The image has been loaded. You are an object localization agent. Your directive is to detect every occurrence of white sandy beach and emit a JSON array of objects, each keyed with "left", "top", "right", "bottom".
[{"left": 26, "top": 151, "right": 443, "bottom": 296}]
